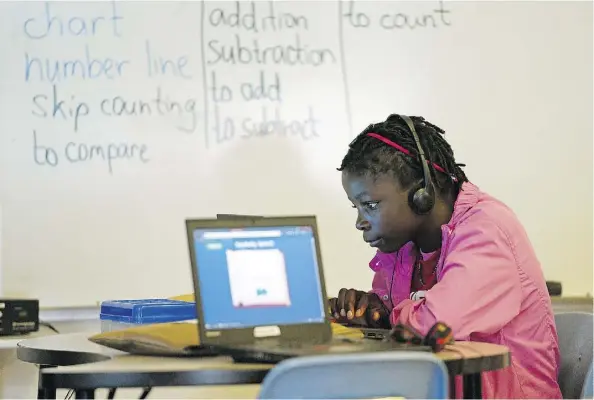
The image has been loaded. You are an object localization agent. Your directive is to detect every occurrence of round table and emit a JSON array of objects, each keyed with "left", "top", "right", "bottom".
[{"left": 17, "top": 333, "right": 510, "bottom": 399}]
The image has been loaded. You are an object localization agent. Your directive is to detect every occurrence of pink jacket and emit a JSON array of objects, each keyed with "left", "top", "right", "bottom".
[{"left": 370, "top": 182, "right": 561, "bottom": 399}]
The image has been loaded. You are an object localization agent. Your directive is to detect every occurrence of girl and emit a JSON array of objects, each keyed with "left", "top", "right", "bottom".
[{"left": 329, "top": 114, "right": 561, "bottom": 399}]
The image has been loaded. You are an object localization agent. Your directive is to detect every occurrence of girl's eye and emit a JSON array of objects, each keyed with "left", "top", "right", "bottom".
[{"left": 364, "top": 201, "right": 379, "bottom": 210}]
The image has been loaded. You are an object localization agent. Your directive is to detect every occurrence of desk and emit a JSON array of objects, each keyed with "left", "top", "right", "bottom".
[
  {"left": 18, "top": 333, "right": 510, "bottom": 399},
  {"left": 17, "top": 333, "right": 119, "bottom": 366},
  {"left": 0, "top": 327, "right": 59, "bottom": 398},
  {"left": 551, "top": 297, "right": 593, "bottom": 314},
  {"left": 0, "top": 329, "right": 54, "bottom": 349}
]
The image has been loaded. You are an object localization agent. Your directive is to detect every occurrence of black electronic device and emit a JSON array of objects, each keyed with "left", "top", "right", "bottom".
[{"left": 0, "top": 299, "right": 39, "bottom": 336}]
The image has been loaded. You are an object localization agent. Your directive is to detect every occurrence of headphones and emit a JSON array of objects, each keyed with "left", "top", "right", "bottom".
[
  {"left": 365, "top": 115, "right": 436, "bottom": 215},
  {"left": 399, "top": 115, "right": 436, "bottom": 215}
]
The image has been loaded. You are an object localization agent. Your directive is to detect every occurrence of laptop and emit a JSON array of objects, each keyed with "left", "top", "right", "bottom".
[
  {"left": 217, "top": 215, "right": 392, "bottom": 341},
  {"left": 216, "top": 213, "right": 265, "bottom": 221},
  {"left": 185, "top": 216, "right": 430, "bottom": 363}
]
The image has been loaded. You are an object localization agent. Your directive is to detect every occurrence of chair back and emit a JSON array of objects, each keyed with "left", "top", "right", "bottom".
[
  {"left": 581, "top": 362, "right": 593, "bottom": 399},
  {"left": 555, "top": 312, "right": 593, "bottom": 399},
  {"left": 259, "top": 351, "right": 449, "bottom": 399}
]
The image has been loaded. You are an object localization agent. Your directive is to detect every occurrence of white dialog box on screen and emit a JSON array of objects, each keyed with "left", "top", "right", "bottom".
[{"left": 226, "top": 249, "right": 291, "bottom": 308}]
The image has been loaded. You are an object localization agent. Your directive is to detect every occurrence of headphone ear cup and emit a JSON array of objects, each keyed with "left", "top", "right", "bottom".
[{"left": 408, "top": 185, "right": 435, "bottom": 215}]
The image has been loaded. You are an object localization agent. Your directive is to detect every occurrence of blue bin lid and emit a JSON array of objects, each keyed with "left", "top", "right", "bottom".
[{"left": 100, "top": 299, "right": 196, "bottom": 324}]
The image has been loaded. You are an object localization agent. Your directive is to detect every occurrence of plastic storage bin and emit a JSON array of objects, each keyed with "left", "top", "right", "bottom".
[{"left": 100, "top": 299, "right": 196, "bottom": 332}]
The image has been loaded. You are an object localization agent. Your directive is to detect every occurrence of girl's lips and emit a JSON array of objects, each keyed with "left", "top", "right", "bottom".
[{"left": 367, "top": 238, "right": 383, "bottom": 247}]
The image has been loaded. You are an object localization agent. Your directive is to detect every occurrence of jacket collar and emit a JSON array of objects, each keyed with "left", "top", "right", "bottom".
[{"left": 448, "top": 181, "right": 480, "bottom": 227}]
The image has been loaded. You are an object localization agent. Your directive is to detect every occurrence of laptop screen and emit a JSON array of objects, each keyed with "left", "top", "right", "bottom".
[{"left": 192, "top": 225, "right": 327, "bottom": 330}]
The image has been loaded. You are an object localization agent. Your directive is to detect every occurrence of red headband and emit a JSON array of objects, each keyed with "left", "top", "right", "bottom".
[{"left": 366, "top": 132, "right": 447, "bottom": 174}]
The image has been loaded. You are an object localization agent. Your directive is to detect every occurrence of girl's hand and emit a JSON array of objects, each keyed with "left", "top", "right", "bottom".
[{"left": 328, "top": 289, "right": 390, "bottom": 328}]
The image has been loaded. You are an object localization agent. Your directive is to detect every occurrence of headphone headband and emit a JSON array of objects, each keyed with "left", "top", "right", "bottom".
[{"left": 365, "top": 132, "right": 447, "bottom": 174}]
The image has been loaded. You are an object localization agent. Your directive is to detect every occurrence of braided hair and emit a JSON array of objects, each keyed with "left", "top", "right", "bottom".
[{"left": 338, "top": 114, "right": 468, "bottom": 197}]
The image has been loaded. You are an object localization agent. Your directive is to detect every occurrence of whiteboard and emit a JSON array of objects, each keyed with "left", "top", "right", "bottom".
[{"left": 0, "top": 1, "right": 591, "bottom": 307}]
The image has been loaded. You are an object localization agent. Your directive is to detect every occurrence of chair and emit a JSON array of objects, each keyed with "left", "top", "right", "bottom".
[
  {"left": 258, "top": 351, "right": 449, "bottom": 399},
  {"left": 555, "top": 312, "right": 593, "bottom": 399},
  {"left": 581, "top": 362, "right": 593, "bottom": 399}
]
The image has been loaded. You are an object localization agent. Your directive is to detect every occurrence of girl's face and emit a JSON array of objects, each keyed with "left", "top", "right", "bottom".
[{"left": 342, "top": 171, "right": 420, "bottom": 253}]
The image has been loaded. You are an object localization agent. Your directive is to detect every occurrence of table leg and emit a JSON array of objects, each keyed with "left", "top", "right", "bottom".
[
  {"left": 37, "top": 387, "right": 56, "bottom": 400},
  {"left": 449, "top": 375, "right": 456, "bottom": 399},
  {"left": 75, "top": 389, "right": 95, "bottom": 399},
  {"left": 463, "top": 373, "right": 482, "bottom": 399},
  {"left": 37, "top": 365, "right": 56, "bottom": 399}
]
